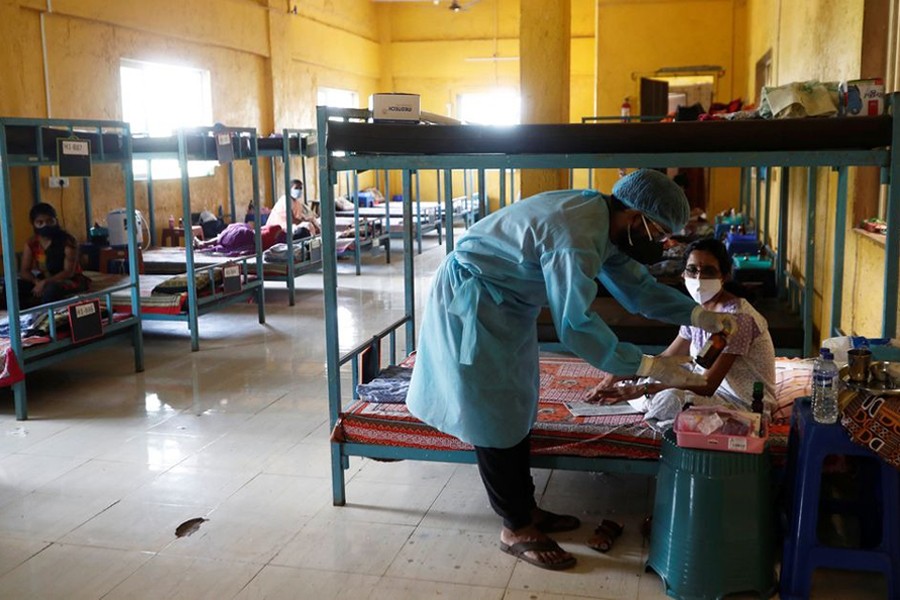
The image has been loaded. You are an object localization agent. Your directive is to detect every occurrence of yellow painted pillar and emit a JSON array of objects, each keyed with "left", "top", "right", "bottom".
[{"left": 520, "top": 0, "right": 571, "bottom": 199}]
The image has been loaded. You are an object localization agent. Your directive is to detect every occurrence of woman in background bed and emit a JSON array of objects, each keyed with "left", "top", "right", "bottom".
[
  {"left": 586, "top": 238, "right": 777, "bottom": 421},
  {"left": 2, "top": 202, "right": 89, "bottom": 310}
]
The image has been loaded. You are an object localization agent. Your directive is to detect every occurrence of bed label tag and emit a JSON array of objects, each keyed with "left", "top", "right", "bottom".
[
  {"left": 68, "top": 299, "right": 103, "bottom": 344},
  {"left": 223, "top": 264, "right": 241, "bottom": 294},
  {"left": 57, "top": 137, "right": 92, "bottom": 177},
  {"left": 215, "top": 132, "right": 234, "bottom": 164}
]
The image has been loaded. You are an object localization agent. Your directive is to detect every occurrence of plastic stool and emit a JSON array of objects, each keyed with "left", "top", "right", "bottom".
[
  {"left": 647, "top": 429, "right": 776, "bottom": 600},
  {"left": 780, "top": 397, "right": 900, "bottom": 599}
]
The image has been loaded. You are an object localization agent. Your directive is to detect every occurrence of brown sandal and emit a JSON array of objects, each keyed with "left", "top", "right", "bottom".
[{"left": 586, "top": 519, "right": 624, "bottom": 553}]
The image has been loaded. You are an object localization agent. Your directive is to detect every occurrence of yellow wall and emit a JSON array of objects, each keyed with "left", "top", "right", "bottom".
[
  {"left": 0, "top": 0, "right": 380, "bottom": 246},
  {"left": 743, "top": 0, "right": 896, "bottom": 341},
  {"left": 593, "top": 0, "right": 743, "bottom": 217}
]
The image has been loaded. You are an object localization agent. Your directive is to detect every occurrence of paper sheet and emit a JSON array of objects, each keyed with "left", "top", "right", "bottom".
[{"left": 564, "top": 401, "right": 643, "bottom": 417}]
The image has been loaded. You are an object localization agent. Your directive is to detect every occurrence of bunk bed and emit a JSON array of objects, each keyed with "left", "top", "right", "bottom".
[
  {"left": 0, "top": 118, "right": 144, "bottom": 420},
  {"left": 317, "top": 103, "right": 900, "bottom": 505},
  {"left": 256, "top": 128, "right": 322, "bottom": 305},
  {"left": 131, "top": 126, "right": 265, "bottom": 351}
]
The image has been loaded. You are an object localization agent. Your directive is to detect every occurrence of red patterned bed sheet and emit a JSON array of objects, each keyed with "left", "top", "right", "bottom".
[{"left": 333, "top": 354, "right": 814, "bottom": 461}]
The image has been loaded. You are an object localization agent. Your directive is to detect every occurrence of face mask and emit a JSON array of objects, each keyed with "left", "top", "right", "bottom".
[
  {"left": 684, "top": 277, "right": 723, "bottom": 304},
  {"left": 617, "top": 217, "right": 663, "bottom": 264},
  {"left": 35, "top": 224, "right": 61, "bottom": 238},
  {"left": 290, "top": 187, "right": 302, "bottom": 200}
]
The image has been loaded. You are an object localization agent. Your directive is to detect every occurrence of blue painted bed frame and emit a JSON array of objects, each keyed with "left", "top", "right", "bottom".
[
  {"left": 317, "top": 99, "right": 900, "bottom": 505},
  {"left": 132, "top": 126, "right": 266, "bottom": 351},
  {"left": 0, "top": 117, "right": 145, "bottom": 420},
  {"left": 257, "top": 128, "right": 323, "bottom": 306}
]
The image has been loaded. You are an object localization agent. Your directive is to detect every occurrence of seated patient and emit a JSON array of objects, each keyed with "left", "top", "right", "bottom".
[
  {"left": 587, "top": 238, "right": 776, "bottom": 421},
  {"left": 3, "top": 202, "right": 89, "bottom": 310},
  {"left": 268, "top": 179, "right": 320, "bottom": 237}
]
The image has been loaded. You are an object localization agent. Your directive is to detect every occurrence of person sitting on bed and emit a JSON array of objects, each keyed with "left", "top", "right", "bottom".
[
  {"left": 406, "top": 169, "right": 737, "bottom": 571},
  {"left": 267, "top": 179, "right": 320, "bottom": 237},
  {"left": 2, "top": 202, "right": 89, "bottom": 310},
  {"left": 194, "top": 222, "right": 283, "bottom": 255},
  {"left": 585, "top": 238, "right": 777, "bottom": 421}
]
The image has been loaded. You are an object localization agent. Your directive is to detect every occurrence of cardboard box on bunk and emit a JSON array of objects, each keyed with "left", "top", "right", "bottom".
[
  {"left": 841, "top": 78, "right": 885, "bottom": 117},
  {"left": 370, "top": 93, "right": 421, "bottom": 123}
]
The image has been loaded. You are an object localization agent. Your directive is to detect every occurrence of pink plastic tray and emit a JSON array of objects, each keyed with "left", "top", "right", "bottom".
[{"left": 674, "top": 407, "right": 769, "bottom": 454}]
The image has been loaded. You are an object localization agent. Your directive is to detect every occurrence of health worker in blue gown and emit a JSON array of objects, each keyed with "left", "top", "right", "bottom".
[{"left": 406, "top": 169, "right": 735, "bottom": 571}]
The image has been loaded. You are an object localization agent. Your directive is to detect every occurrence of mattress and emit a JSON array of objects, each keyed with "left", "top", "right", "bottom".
[
  {"left": 143, "top": 247, "right": 254, "bottom": 275},
  {"left": 4, "top": 125, "right": 126, "bottom": 161},
  {"left": 132, "top": 133, "right": 253, "bottom": 159},
  {"left": 333, "top": 355, "right": 813, "bottom": 461}
]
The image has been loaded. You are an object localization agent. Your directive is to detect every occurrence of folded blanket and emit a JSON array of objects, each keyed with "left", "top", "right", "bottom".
[
  {"left": 356, "top": 366, "right": 412, "bottom": 403},
  {"left": 264, "top": 243, "right": 304, "bottom": 264}
]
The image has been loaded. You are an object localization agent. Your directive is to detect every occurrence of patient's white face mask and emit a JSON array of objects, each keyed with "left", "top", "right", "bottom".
[
  {"left": 684, "top": 277, "right": 722, "bottom": 304},
  {"left": 290, "top": 187, "right": 302, "bottom": 200}
]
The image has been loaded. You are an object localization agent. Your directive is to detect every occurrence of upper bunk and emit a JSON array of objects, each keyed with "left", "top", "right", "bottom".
[
  {"left": 131, "top": 125, "right": 260, "bottom": 161},
  {"left": 0, "top": 118, "right": 133, "bottom": 165},
  {"left": 322, "top": 113, "right": 894, "bottom": 170},
  {"left": 256, "top": 129, "right": 317, "bottom": 158}
]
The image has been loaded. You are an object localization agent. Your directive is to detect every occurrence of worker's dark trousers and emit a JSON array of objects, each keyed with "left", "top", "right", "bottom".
[{"left": 474, "top": 433, "right": 536, "bottom": 530}]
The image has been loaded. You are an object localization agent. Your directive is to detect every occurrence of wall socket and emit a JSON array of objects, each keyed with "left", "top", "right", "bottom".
[{"left": 47, "top": 176, "right": 70, "bottom": 188}]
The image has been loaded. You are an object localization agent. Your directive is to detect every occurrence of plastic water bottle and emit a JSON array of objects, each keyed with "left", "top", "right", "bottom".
[{"left": 812, "top": 348, "right": 839, "bottom": 424}]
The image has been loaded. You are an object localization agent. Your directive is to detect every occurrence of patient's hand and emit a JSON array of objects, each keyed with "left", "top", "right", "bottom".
[
  {"left": 585, "top": 384, "right": 645, "bottom": 404},
  {"left": 583, "top": 373, "right": 637, "bottom": 404}
]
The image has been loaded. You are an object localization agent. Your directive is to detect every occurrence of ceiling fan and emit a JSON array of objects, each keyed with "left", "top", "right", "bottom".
[{"left": 440, "top": 0, "right": 480, "bottom": 12}]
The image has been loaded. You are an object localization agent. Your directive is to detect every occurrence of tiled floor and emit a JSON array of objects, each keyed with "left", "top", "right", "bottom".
[{"left": 0, "top": 233, "right": 890, "bottom": 599}]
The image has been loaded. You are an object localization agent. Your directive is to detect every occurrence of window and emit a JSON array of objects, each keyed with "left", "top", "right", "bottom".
[
  {"left": 317, "top": 87, "right": 359, "bottom": 109},
  {"left": 457, "top": 90, "right": 521, "bottom": 125},
  {"left": 120, "top": 59, "right": 215, "bottom": 179}
]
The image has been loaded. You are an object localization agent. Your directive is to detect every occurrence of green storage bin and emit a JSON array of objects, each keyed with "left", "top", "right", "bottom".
[{"left": 646, "top": 429, "right": 776, "bottom": 600}]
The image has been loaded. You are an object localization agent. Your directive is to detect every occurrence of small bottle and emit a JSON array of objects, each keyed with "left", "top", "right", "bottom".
[
  {"left": 751, "top": 381, "right": 765, "bottom": 414},
  {"left": 168, "top": 215, "right": 175, "bottom": 229},
  {"left": 178, "top": 217, "right": 184, "bottom": 228},
  {"left": 812, "top": 349, "right": 840, "bottom": 424},
  {"left": 695, "top": 329, "right": 729, "bottom": 369}
]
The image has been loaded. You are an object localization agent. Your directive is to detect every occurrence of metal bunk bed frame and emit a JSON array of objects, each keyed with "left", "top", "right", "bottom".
[
  {"left": 132, "top": 126, "right": 266, "bottom": 351},
  {"left": 0, "top": 117, "right": 144, "bottom": 420},
  {"left": 257, "top": 128, "right": 322, "bottom": 306},
  {"left": 317, "top": 102, "right": 900, "bottom": 505}
]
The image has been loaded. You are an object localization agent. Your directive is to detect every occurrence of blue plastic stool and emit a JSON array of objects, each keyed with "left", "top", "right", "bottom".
[
  {"left": 647, "top": 429, "right": 776, "bottom": 600},
  {"left": 780, "top": 398, "right": 900, "bottom": 599}
]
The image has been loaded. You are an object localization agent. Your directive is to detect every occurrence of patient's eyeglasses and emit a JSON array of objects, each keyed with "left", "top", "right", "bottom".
[{"left": 683, "top": 265, "right": 721, "bottom": 279}]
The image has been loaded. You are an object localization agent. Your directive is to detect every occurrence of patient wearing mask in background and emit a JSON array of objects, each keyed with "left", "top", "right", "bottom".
[
  {"left": 585, "top": 238, "right": 776, "bottom": 428},
  {"left": 1, "top": 202, "right": 89, "bottom": 310},
  {"left": 266, "top": 179, "right": 320, "bottom": 239}
]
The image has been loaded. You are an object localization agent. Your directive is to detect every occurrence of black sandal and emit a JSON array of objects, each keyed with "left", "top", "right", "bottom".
[{"left": 586, "top": 519, "right": 624, "bottom": 553}]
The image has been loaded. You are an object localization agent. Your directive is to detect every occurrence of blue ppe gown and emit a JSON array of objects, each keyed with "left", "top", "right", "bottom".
[{"left": 406, "top": 190, "right": 697, "bottom": 448}]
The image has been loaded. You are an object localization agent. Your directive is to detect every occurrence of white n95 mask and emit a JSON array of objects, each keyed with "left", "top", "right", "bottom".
[
  {"left": 290, "top": 188, "right": 302, "bottom": 199},
  {"left": 685, "top": 277, "right": 722, "bottom": 304}
]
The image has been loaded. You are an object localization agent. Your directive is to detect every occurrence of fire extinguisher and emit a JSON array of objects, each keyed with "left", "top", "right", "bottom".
[{"left": 620, "top": 97, "right": 632, "bottom": 122}]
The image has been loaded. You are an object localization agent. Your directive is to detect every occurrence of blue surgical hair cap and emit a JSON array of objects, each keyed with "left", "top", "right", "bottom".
[{"left": 611, "top": 169, "right": 690, "bottom": 233}]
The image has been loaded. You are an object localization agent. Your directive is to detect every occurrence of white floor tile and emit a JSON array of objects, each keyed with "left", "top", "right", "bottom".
[
  {"left": 0, "top": 543, "right": 150, "bottom": 600},
  {"left": 234, "top": 564, "right": 380, "bottom": 600},
  {"left": 0, "top": 537, "right": 48, "bottom": 578},
  {"left": 372, "top": 576, "right": 505, "bottom": 600},
  {"left": 126, "top": 464, "right": 258, "bottom": 508},
  {"left": 60, "top": 498, "right": 214, "bottom": 552},
  {"left": 272, "top": 517, "right": 414, "bottom": 575},
  {"left": 386, "top": 526, "right": 516, "bottom": 588},
  {"left": 0, "top": 491, "right": 114, "bottom": 542},
  {"left": 103, "top": 554, "right": 262, "bottom": 600},
  {"left": 315, "top": 479, "right": 443, "bottom": 527}
]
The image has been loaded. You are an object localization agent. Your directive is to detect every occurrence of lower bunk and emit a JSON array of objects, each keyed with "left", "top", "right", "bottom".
[
  {"left": 0, "top": 275, "right": 143, "bottom": 419},
  {"left": 103, "top": 262, "right": 265, "bottom": 351},
  {"left": 329, "top": 350, "right": 813, "bottom": 505}
]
